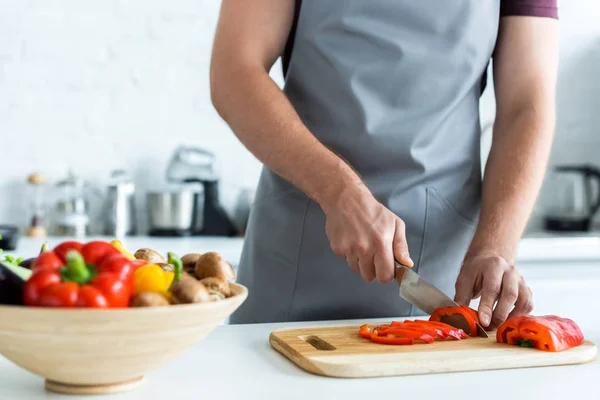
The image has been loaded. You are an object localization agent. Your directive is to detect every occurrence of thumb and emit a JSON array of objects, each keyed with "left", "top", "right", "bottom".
[{"left": 393, "top": 219, "right": 413, "bottom": 267}]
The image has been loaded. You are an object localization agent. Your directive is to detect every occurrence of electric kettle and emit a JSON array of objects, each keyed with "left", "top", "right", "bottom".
[{"left": 542, "top": 164, "right": 600, "bottom": 232}]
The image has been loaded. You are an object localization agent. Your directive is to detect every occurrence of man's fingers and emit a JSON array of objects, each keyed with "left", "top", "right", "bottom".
[
  {"left": 477, "top": 266, "right": 504, "bottom": 327},
  {"left": 373, "top": 233, "right": 395, "bottom": 283},
  {"left": 489, "top": 267, "right": 520, "bottom": 329},
  {"left": 507, "top": 279, "right": 534, "bottom": 320},
  {"left": 345, "top": 254, "right": 360, "bottom": 275},
  {"left": 393, "top": 219, "right": 413, "bottom": 267},
  {"left": 454, "top": 268, "right": 476, "bottom": 305},
  {"left": 357, "top": 253, "right": 376, "bottom": 282}
]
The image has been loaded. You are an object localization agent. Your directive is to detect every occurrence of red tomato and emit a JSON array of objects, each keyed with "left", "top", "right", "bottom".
[
  {"left": 23, "top": 270, "right": 62, "bottom": 306},
  {"left": 91, "top": 274, "right": 130, "bottom": 308},
  {"left": 31, "top": 252, "right": 64, "bottom": 272},
  {"left": 76, "top": 285, "right": 109, "bottom": 308},
  {"left": 53, "top": 241, "right": 84, "bottom": 262},
  {"left": 37, "top": 282, "right": 79, "bottom": 307},
  {"left": 97, "top": 254, "right": 135, "bottom": 292},
  {"left": 81, "top": 241, "right": 120, "bottom": 265}
]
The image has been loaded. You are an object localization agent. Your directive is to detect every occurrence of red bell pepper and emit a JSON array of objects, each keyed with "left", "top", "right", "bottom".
[
  {"left": 496, "top": 315, "right": 585, "bottom": 352},
  {"left": 80, "top": 240, "right": 121, "bottom": 265},
  {"left": 429, "top": 305, "right": 480, "bottom": 337},
  {"left": 31, "top": 251, "right": 64, "bottom": 272},
  {"left": 53, "top": 241, "right": 84, "bottom": 262},
  {"left": 24, "top": 245, "right": 134, "bottom": 308}
]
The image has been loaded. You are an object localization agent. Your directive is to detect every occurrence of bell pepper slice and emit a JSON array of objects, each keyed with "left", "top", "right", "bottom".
[
  {"left": 375, "top": 327, "right": 435, "bottom": 344},
  {"left": 369, "top": 333, "right": 414, "bottom": 345},
  {"left": 412, "top": 320, "right": 469, "bottom": 339},
  {"left": 395, "top": 321, "right": 448, "bottom": 339},
  {"left": 429, "top": 305, "right": 479, "bottom": 337},
  {"left": 497, "top": 315, "right": 585, "bottom": 352}
]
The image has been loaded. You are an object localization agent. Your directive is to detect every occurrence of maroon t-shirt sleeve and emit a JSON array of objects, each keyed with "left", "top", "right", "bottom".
[{"left": 501, "top": 0, "right": 558, "bottom": 19}]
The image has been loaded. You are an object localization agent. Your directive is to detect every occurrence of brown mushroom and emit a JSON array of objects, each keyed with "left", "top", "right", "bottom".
[
  {"left": 170, "top": 273, "right": 211, "bottom": 304},
  {"left": 181, "top": 253, "right": 202, "bottom": 276},
  {"left": 134, "top": 248, "right": 166, "bottom": 264},
  {"left": 195, "top": 252, "right": 236, "bottom": 281},
  {"left": 156, "top": 263, "right": 174, "bottom": 272},
  {"left": 200, "top": 277, "right": 232, "bottom": 300},
  {"left": 130, "top": 292, "right": 170, "bottom": 307}
]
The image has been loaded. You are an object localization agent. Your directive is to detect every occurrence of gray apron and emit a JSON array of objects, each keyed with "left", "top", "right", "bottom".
[{"left": 230, "top": 0, "right": 500, "bottom": 324}]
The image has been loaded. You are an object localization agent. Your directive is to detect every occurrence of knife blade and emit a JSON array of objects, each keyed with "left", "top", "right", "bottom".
[{"left": 394, "top": 261, "right": 488, "bottom": 338}]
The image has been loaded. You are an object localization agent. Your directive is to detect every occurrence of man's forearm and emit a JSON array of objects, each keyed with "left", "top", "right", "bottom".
[
  {"left": 466, "top": 109, "right": 555, "bottom": 264},
  {"left": 211, "top": 66, "right": 365, "bottom": 211}
]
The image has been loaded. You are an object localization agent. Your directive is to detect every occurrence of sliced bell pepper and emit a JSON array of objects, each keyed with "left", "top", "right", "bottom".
[
  {"left": 496, "top": 315, "right": 585, "bottom": 352},
  {"left": 369, "top": 334, "right": 414, "bottom": 346},
  {"left": 375, "top": 327, "right": 435, "bottom": 344},
  {"left": 429, "top": 305, "right": 480, "bottom": 337},
  {"left": 359, "top": 324, "right": 415, "bottom": 345},
  {"left": 410, "top": 320, "right": 469, "bottom": 340},
  {"left": 394, "top": 321, "right": 448, "bottom": 340},
  {"left": 23, "top": 244, "right": 134, "bottom": 308}
]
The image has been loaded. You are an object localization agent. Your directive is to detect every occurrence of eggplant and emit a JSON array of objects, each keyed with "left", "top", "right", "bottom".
[{"left": 0, "top": 261, "right": 31, "bottom": 306}]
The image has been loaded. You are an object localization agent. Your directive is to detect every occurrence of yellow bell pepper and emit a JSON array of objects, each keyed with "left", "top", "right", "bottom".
[
  {"left": 134, "top": 264, "right": 174, "bottom": 296},
  {"left": 111, "top": 239, "right": 136, "bottom": 261}
]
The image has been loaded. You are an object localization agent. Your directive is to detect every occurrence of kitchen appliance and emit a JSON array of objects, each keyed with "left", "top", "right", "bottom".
[
  {"left": 161, "top": 146, "right": 238, "bottom": 237},
  {"left": 25, "top": 172, "right": 48, "bottom": 237},
  {"left": 542, "top": 164, "right": 600, "bottom": 232},
  {"left": 146, "top": 183, "right": 204, "bottom": 236},
  {"left": 395, "top": 261, "right": 488, "bottom": 337},
  {"left": 103, "top": 170, "right": 137, "bottom": 237},
  {"left": 0, "top": 225, "right": 19, "bottom": 251},
  {"left": 52, "top": 170, "right": 92, "bottom": 237},
  {"left": 269, "top": 325, "right": 597, "bottom": 378}
]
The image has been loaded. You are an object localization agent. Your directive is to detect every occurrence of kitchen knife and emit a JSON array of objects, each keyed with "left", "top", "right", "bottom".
[{"left": 394, "top": 261, "right": 489, "bottom": 338}]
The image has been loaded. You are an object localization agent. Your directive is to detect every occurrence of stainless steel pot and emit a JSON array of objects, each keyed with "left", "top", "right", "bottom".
[{"left": 146, "top": 185, "right": 204, "bottom": 236}]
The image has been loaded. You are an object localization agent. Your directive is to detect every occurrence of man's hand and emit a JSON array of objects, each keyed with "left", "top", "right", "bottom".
[
  {"left": 454, "top": 254, "right": 533, "bottom": 330},
  {"left": 323, "top": 185, "right": 414, "bottom": 284}
]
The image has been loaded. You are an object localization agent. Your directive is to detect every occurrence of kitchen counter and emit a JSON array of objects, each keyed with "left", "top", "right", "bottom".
[
  {"left": 0, "top": 318, "right": 597, "bottom": 400},
  {"left": 1, "top": 261, "right": 600, "bottom": 399}
]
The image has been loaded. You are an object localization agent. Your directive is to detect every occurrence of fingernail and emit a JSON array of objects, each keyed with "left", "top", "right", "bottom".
[
  {"left": 402, "top": 253, "right": 414, "bottom": 266},
  {"left": 481, "top": 314, "right": 490, "bottom": 326}
]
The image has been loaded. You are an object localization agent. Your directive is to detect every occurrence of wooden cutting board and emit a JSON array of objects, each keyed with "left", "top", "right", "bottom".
[{"left": 269, "top": 324, "right": 598, "bottom": 378}]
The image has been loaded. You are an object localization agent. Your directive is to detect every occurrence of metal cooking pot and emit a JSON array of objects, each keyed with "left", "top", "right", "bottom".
[{"left": 146, "top": 185, "right": 204, "bottom": 236}]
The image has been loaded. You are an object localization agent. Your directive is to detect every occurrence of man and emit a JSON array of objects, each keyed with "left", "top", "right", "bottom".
[{"left": 210, "top": 0, "right": 558, "bottom": 330}]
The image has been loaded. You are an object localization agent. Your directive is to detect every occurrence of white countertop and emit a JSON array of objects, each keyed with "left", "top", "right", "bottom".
[
  {"left": 0, "top": 317, "right": 597, "bottom": 400},
  {"left": 1, "top": 255, "right": 600, "bottom": 399}
]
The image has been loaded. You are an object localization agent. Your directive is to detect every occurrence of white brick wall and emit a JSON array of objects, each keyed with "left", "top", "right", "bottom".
[{"left": 0, "top": 0, "right": 599, "bottom": 235}]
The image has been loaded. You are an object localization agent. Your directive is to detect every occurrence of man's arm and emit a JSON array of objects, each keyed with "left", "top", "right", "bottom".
[
  {"left": 210, "top": 0, "right": 361, "bottom": 210},
  {"left": 210, "top": 0, "right": 413, "bottom": 282},
  {"left": 455, "top": 16, "right": 558, "bottom": 328}
]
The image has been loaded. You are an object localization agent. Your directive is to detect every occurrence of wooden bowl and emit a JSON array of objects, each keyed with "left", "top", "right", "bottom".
[{"left": 0, "top": 283, "right": 248, "bottom": 395}]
